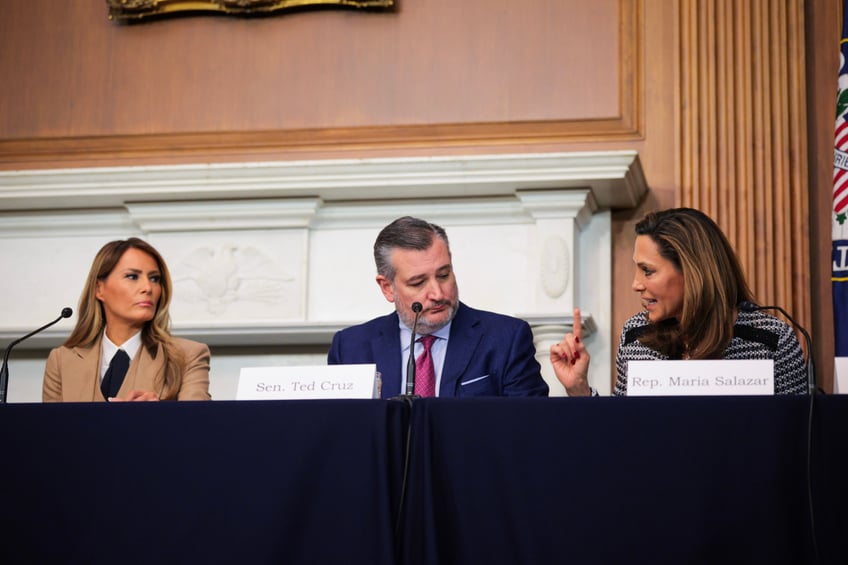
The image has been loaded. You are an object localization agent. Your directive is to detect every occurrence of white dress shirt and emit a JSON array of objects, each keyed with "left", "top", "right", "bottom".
[
  {"left": 399, "top": 321, "right": 451, "bottom": 396},
  {"left": 99, "top": 329, "right": 142, "bottom": 382}
]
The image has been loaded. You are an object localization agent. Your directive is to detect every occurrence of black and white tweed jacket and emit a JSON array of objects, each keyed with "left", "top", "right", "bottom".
[{"left": 614, "top": 310, "right": 807, "bottom": 396}]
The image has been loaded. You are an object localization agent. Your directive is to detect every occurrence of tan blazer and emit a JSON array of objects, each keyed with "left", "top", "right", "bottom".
[{"left": 42, "top": 337, "right": 211, "bottom": 402}]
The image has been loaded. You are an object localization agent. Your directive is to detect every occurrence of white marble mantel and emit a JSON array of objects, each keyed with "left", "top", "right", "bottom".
[
  {"left": 0, "top": 151, "right": 645, "bottom": 212},
  {"left": 0, "top": 151, "right": 646, "bottom": 399}
]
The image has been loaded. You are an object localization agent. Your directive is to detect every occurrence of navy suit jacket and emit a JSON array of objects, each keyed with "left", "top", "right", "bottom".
[{"left": 327, "top": 302, "right": 549, "bottom": 398}]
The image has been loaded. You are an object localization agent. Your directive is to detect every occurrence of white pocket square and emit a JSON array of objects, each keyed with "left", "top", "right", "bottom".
[{"left": 460, "top": 374, "right": 490, "bottom": 386}]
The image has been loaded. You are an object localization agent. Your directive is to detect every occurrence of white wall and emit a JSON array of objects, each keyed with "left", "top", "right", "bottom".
[{"left": 0, "top": 152, "right": 646, "bottom": 401}]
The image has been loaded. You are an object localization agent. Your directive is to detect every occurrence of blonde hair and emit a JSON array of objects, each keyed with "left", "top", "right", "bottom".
[{"left": 64, "top": 238, "right": 185, "bottom": 399}]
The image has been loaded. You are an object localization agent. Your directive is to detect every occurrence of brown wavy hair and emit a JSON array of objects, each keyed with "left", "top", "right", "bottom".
[
  {"left": 63, "top": 238, "right": 185, "bottom": 399},
  {"left": 634, "top": 208, "right": 755, "bottom": 359}
]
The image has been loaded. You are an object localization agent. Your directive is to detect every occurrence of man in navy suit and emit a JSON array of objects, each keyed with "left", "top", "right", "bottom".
[{"left": 327, "top": 216, "right": 549, "bottom": 398}]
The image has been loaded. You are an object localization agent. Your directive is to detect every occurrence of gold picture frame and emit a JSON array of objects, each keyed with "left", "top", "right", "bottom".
[{"left": 107, "top": 0, "right": 395, "bottom": 21}]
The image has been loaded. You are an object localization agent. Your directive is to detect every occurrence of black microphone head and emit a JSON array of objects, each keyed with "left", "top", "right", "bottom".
[
  {"left": 412, "top": 302, "right": 423, "bottom": 313},
  {"left": 738, "top": 301, "right": 759, "bottom": 312},
  {"left": 61, "top": 307, "right": 73, "bottom": 319}
]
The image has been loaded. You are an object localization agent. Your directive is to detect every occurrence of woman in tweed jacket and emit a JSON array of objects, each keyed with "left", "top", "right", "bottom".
[{"left": 551, "top": 207, "right": 807, "bottom": 396}]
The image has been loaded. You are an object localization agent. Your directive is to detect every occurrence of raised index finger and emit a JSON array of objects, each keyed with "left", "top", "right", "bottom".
[{"left": 573, "top": 308, "right": 582, "bottom": 340}]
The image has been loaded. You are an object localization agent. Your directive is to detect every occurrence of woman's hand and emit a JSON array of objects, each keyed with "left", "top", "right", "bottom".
[
  {"left": 550, "top": 308, "right": 592, "bottom": 396},
  {"left": 110, "top": 390, "right": 160, "bottom": 402}
]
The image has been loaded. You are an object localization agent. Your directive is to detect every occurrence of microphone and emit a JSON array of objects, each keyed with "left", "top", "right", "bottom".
[
  {"left": 0, "top": 307, "right": 73, "bottom": 404},
  {"left": 404, "top": 302, "right": 423, "bottom": 396},
  {"left": 737, "top": 301, "right": 816, "bottom": 395}
]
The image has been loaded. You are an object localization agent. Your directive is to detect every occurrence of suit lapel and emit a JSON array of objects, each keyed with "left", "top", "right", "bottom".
[
  {"left": 67, "top": 344, "right": 103, "bottom": 402},
  {"left": 373, "top": 313, "right": 403, "bottom": 398},
  {"left": 441, "top": 303, "right": 483, "bottom": 396},
  {"left": 121, "top": 343, "right": 164, "bottom": 398}
]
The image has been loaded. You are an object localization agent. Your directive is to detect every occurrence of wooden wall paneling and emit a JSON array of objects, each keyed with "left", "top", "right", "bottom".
[
  {"left": 715, "top": 0, "right": 731, "bottom": 225},
  {"left": 806, "top": 0, "right": 842, "bottom": 393},
  {"left": 786, "top": 1, "right": 811, "bottom": 344},
  {"left": 608, "top": 0, "right": 677, "bottom": 390},
  {"left": 733, "top": 2, "right": 756, "bottom": 278},
  {"left": 0, "top": 0, "right": 641, "bottom": 169},
  {"left": 679, "top": 0, "right": 811, "bottom": 362}
]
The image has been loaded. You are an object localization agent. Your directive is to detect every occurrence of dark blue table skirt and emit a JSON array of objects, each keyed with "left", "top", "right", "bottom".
[
  {"left": 401, "top": 396, "right": 848, "bottom": 565},
  {"left": 0, "top": 399, "right": 408, "bottom": 565},
  {"left": 2, "top": 396, "right": 846, "bottom": 564}
]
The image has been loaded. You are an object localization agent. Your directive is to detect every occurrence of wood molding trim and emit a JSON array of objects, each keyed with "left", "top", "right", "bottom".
[
  {"left": 0, "top": 0, "right": 644, "bottom": 170},
  {"left": 679, "top": 0, "right": 810, "bottom": 331}
]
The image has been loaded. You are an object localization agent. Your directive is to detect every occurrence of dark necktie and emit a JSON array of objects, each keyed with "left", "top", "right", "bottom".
[
  {"left": 101, "top": 349, "right": 130, "bottom": 400},
  {"left": 414, "top": 335, "right": 437, "bottom": 397}
]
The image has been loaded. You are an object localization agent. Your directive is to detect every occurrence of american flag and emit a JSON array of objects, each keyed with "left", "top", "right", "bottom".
[{"left": 833, "top": 3, "right": 848, "bottom": 356}]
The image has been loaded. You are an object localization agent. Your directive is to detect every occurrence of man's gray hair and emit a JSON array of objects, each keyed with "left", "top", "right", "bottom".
[{"left": 373, "top": 216, "right": 450, "bottom": 281}]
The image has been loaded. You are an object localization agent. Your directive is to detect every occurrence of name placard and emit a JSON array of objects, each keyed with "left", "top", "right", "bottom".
[
  {"left": 627, "top": 359, "right": 774, "bottom": 396},
  {"left": 237, "top": 364, "right": 379, "bottom": 400},
  {"left": 834, "top": 357, "right": 848, "bottom": 394}
]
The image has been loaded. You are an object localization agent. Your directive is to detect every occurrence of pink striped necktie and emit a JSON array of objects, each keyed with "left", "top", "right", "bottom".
[{"left": 414, "top": 335, "right": 437, "bottom": 397}]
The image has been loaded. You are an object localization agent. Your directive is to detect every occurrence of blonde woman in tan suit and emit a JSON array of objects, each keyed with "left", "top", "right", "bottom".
[{"left": 43, "top": 238, "right": 211, "bottom": 402}]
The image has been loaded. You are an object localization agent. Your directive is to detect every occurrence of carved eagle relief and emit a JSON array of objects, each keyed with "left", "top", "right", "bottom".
[{"left": 172, "top": 244, "right": 295, "bottom": 316}]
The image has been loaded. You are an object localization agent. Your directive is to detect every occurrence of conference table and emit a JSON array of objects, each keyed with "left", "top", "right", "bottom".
[
  {"left": 0, "top": 400, "right": 408, "bottom": 564},
  {"left": 1, "top": 396, "right": 846, "bottom": 564}
]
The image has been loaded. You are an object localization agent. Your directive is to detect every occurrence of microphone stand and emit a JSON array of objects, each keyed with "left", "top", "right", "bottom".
[
  {"left": 0, "top": 307, "right": 73, "bottom": 404},
  {"left": 404, "top": 302, "right": 423, "bottom": 397},
  {"left": 392, "top": 301, "right": 423, "bottom": 562}
]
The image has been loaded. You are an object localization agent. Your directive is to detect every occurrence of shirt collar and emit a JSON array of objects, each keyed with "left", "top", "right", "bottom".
[
  {"left": 101, "top": 329, "right": 142, "bottom": 361},
  {"left": 399, "top": 318, "right": 451, "bottom": 353}
]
